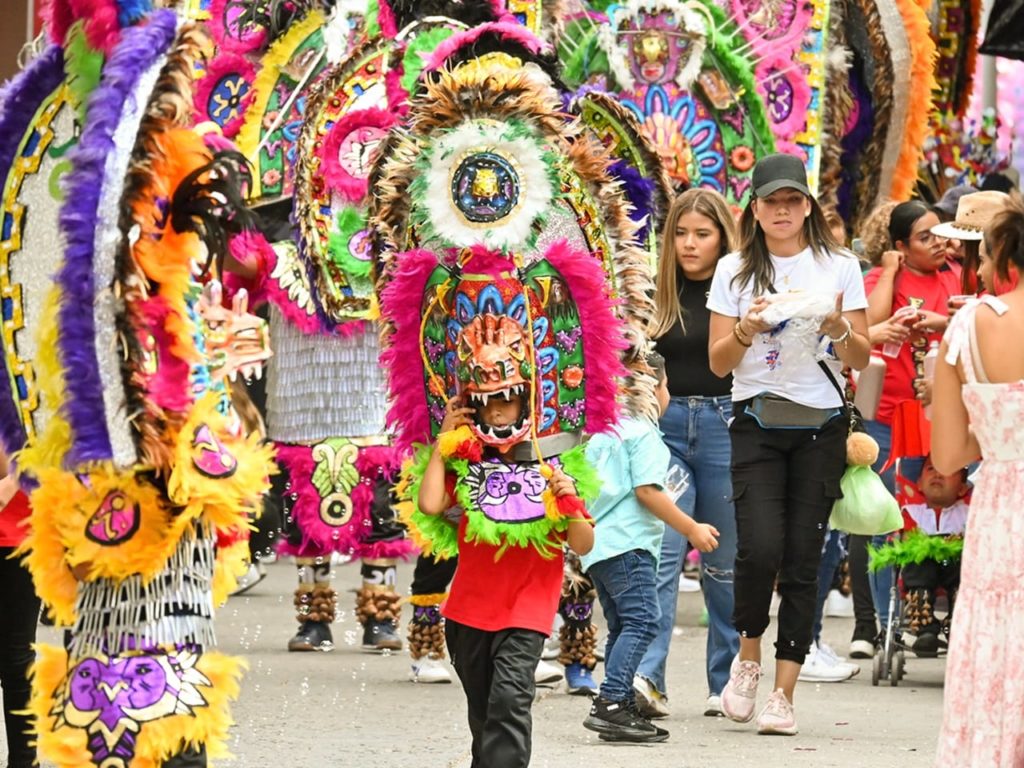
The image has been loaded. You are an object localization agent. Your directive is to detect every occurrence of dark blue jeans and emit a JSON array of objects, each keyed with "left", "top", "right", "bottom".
[
  {"left": 636, "top": 396, "right": 738, "bottom": 696},
  {"left": 588, "top": 550, "right": 660, "bottom": 703}
]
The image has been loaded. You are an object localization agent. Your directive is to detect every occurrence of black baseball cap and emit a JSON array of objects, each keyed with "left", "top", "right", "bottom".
[{"left": 752, "top": 153, "right": 810, "bottom": 198}]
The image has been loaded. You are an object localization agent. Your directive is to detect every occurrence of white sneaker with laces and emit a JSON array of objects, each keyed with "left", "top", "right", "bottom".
[
  {"left": 757, "top": 689, "right": 798, "bottom": 735},
  {"left": 409, "top": 656, "right": 452, "bottom": 684},
  {"left": 541, "top": 635, "right": 560, "bottom": 660},
  {"left": 704, "top": 694, "right": 724, "bottom": 717},
  {"left": 632, "top": 675, "right": 670, "bottom": 718},
  {"left": 797, "top": 643, "right": 858, "bottom": 682},
  {"left": 817, "top": 642, "right": 859, "bottom": 677},
  {"left": 721, "top": 656, "right": 762, "bottom": 723},
  {"left": 535, "top": 659, "right": 563, "bottom": 685}
]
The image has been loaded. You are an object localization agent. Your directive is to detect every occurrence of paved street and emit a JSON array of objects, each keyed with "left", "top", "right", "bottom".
[{"left": 22, "top": 559, "right": 944, "bottom": 767}]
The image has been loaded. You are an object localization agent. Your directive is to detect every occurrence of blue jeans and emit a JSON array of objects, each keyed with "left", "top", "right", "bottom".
[
  {"left": 864, "top": 419, "right": 896, "bottom": 629},
  {"left": 812, "top": 529, "right": 846, "bottom": 643},
  {"left": 588, "top": 550, "right": 660, "bottom": 703},
  {"left": 635, "top": 396, "right": 738, "bottom": 696}
]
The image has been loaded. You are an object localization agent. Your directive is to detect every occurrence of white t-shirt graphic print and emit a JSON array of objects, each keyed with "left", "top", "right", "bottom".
[{"left": 707, "top": 247, "right": 868, "bottom": 408}]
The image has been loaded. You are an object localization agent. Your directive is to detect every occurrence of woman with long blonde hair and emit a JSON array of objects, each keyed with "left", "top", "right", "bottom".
[{"left": 634, "top": 188, "right": 741, "bottom": 719}]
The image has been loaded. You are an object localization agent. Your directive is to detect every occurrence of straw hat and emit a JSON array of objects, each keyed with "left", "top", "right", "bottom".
[{"left": 931, "top": 190, "right": 1010, "bottom": 240}]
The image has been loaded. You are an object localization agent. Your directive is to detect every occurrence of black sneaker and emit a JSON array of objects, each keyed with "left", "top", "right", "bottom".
[
  {"left": 912, "top": 630, "right": 941, "bottom": 658},
  {"left": 362, "top": 619, "right": 403, "bottom": 652},
  {"left": 583, "top": 697, "right": 669, "bottom": 743},
  {"left": 288, "top": 621, "right": 334, "bottom": 652}
]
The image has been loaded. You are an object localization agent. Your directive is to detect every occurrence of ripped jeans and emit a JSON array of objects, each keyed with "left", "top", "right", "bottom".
[{"left": 636, "top": 396, "right": 738, "bottom": 696}]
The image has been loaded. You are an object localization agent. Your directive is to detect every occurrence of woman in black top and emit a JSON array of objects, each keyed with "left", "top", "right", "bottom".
[{"left": 634, "top": 189, "right": 740, "bottom": 718}]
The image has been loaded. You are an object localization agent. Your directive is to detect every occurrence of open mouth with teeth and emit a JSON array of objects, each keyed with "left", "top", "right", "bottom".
[{"left": 465, "top": 384, "right": 532, "bottom": 448}]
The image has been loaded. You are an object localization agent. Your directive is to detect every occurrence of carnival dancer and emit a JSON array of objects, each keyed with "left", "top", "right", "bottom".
[{"left": 708, "top": 153, "right": 870, "bottom": 735}]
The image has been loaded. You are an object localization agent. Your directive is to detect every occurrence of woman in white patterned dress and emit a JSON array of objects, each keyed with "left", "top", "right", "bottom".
[{"left": 931, "top": 195, "right": 1024, "bottom": 766}]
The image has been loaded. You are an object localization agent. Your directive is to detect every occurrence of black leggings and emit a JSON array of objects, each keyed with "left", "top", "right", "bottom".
[
  {"left": 729, "top": 409, "right": 847, "bottom": 664},
  {"left": 0, "top": 548, "right": 40, "bottom": 768}
]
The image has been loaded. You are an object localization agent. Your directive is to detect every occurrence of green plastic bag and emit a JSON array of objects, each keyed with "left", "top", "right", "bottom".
[{"left": 829, "top": 464, "right": 903, "bottom": 535}]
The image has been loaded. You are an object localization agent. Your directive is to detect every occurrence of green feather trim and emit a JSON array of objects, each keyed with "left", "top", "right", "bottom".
[
  {"left": 327, "top": 206, "right": 372, "bottom": 278},
  {"left": 868, "top": 529, "right": 964, "bottom": 572},
  {"left": 65, "top": 23, "right": 104, "bottom": 123},
  {"left": 558, "top": 22, "right": 606, "bottom": 88},
  {"left": 366, "top": 0, "right": 381, "bottom": 38},
  {"left": 403, "top": 443, "right": 461, "bottom": 559},
  {"left": 401, "top": 27, "right": 453, "bottom": 94}
]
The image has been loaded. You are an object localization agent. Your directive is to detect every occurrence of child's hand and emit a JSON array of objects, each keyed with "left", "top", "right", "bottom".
[
  {"left": 440, "top": 396, "right": 475, "bottom": 433},
  {"left": 688, "top": 523, "right": 720, "bottom": 553},
  {"left": 548, "top": 467, "right": 578, "bottom": 498}
]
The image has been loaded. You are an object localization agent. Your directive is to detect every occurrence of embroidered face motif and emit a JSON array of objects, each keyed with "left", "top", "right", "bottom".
[
  {"left": 560, "top": 600, "right": 594, "bottom": 624},
  {"left": 191, "top": 424, "right": 239, "bottom": 478},
  {"left": 466, "top": 460, "right": 547, "bottom": 523},
  {"left": 85, "top": 491, "right": 141, "bottom": 546}
]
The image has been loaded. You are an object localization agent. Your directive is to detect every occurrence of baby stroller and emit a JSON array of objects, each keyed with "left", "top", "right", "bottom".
[{"left": 868, "top": 404, "right": 963, "bottom": 687}]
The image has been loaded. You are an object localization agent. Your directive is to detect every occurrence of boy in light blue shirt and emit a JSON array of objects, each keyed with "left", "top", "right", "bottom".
[{"left": 582, "top": 353, "right": 719, "bottom": 743}]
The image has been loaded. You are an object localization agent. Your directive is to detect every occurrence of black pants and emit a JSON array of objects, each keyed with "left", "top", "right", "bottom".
[
  {"left": 410, "top": 552, "right": 458, "bottom": 595},
  {"left": 848, "top": 534, "right": 879, "bottom": 639},
  {"left": 729, "top": 408, "right": 847, "bottom": 663},
  {"left": 0, "top": 548, "right": 40, "bottom": 768},
  {"left": 445, "top": 620, "right": 544, "bottom": 768},
  {"left": 902, "top": 558, "right": 961, "bottom": 593}
]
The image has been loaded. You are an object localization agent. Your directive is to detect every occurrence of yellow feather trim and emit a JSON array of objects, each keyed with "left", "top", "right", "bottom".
[
  {"left": 437, "top": 425, "right": 475, "bottom": 459},
  {"left": 542, "top": 488, "right": 563, "bottom": 522},
  {"left": 236, "top": 10, "right": 325, "bottom": 199},
  {"left": 212, "top": 538, "right": 250, "bottom": 607},
  {"left": 890, "top": 0, "right": 938, "bottom": 201},
  {"left": 167, "top": 393, "right": 276, "bottom": 533},
  {"left": 16, "top": 286, "right": 73, "bottom": 473},
  {"left": 29, "top": 644, "right": 245, "bottom": 768},
  {"left": 407, "top": 592, "right": 448, "bottom": 606},
  {"left": 396, "top": 498, "right": 436, "bottom": 555}
]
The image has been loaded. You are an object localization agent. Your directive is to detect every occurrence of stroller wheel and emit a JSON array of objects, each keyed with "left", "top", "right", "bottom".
[
  {"left": 872, "top": 653, "right": 882, "bottom": 686},
  {"left": 895, "top": 650, "right": 906, "bottom": 681}
]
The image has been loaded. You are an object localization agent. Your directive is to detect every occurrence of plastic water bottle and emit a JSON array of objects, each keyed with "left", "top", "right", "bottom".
[
  {"left": 853, "top": 353, "right": 886, "bottom": 421},
  {"left": 923, "top": 341, "right": 940, "bottom": 420}
]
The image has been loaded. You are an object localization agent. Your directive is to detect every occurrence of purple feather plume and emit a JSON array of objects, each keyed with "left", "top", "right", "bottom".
[
  {"left": 0, "top": 45, "right": 65, "bottom": 457},
  {"left": 57, "top": 10, "right": 178, "bottom": 465},
  {"left": 608, "top": 159, "right": 656, "bottom": 243}
]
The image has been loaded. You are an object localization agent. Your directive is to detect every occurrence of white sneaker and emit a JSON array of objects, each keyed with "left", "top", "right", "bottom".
[
  {"left": 704, "top": 694, "right": 724, "bottom": 717},
  {"left": 756, "top": 689, "right": 798, "bottom": 735},
  {"left": 678, "top": 574, "right": 701, "bottom": 593},
  {"left": 825, "top": 589, "right": 855, "bottom": 617},
  {"left": 721, "top": 656, "right": 762, "bottom": 723},
  {"left": 410, "top": 656, "right": 452, "bottom": 684},
  {"left": 535, "top": 659, "right": 563, "bottom": 685},
  {"left": 541, "top": 634, "right": 560, "bottom": 660},
  {"left": 768, "top": 590, "right": 781, "bottom": 617},
  {"left": 817, "top": 641, "right": 858, "bottom": 674},
  {"left": 633, "top": 675, "right": 670, "bottom": 718},
  {"left": 230, "top": 563, "right": 265, "bottom": 596},
  {"left": 798, "top": 643, "right": 858, "bottom": 682}
]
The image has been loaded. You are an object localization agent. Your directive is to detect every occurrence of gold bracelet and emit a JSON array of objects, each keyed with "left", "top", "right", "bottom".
[{"left": 733, "top": 323, "right": 752, "bottom": 347}]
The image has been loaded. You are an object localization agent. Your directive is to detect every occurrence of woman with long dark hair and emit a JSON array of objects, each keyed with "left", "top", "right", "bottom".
[
  {"left": 707, "top": 154, "right": 870, "bottom": 735},
  {"left": 633, "top": 188, "right": 739, "bottom": 719}
]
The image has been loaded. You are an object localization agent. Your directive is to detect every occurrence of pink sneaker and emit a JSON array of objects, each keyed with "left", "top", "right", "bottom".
[
  {"left": 756, "top": 689, "right": 798, "bottom": 735},
  {"left": 721, "top": 656, "right": 762, "bottom": 723}
]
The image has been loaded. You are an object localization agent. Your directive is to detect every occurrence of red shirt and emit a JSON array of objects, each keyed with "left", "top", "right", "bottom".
[
  {"left": 0, "top": 489, "right": 31, "bottom": 548},
  {"left": 442, "top": 516, "right": 564, "bottom": 635},
  {"left": 864, "top": 263, "right": 961, "bottom": 425}
]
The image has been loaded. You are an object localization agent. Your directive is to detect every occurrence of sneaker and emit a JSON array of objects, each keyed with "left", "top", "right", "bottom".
[
  {"left": 288, "top": 621, "right": 334, "bottom": 652},
  {"left": 583, "top": 697, "right": 669, "bottom": 743},
  {"left": 230, "top": 563, "right": 265, "bottom": 597},
  {"left": 678, "top": 574, "right": 701, "bottom": 593},
  {"left": 825, "top": 589, "right": 855, "bottom": 617},
  {"left": 362, "top": 620, "right": 402, "bottom": 652},
  {"left": 798, "top": 644, "right": 858, "bottom": 682},
  {"left": 721, "top": 656, "right": 762, "bottom": 723},
  {"left": 818, "top": 642, "right": 859, "bottom": 676},
  {"left": 912, "top": 631, "right": 941, "bottom": 658},
  {"left": 756, "top": 689, "right": 798, "bottom": 735},
  {"left": 768, "top": 590, "right": 781, "bottom": 617},
  {"left": 704, "top": 694, "right": 724, "bottom": 717},
  {"left": 409, "top": 655, "right": 452, "bottom": 684},
  {"left": 565, "top": 663, "right": 599, "bottom": 696},
  {"left": 541, "top": 634, "right": 560, "bottom": 661},
  {"left": 535, "top": 659, "right": 563, "bottom": 685},
  {"left": 633, "top": 675, "right": 670, "bottom": 718},
  {"left": 849, "top": 623, "right": 878, "bottom": 659}
]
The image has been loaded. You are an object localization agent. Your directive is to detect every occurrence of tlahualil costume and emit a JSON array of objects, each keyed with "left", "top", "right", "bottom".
[
  {"left": 201, "top": 1, "right": 503, "bottom": 654},
  {"left": 0, "top": 2, "right": 275, "bottom": 766},
  {"left": 370, "top": 19, "right": 659, "bottom": 676}
]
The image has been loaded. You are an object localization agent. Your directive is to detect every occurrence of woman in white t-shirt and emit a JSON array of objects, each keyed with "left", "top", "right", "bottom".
[{"left": 706, "top": 154, "right": 870, "bottom": 736}]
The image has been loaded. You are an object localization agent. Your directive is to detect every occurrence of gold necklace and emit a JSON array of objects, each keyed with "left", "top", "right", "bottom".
[{"left": 774, "top": 253, "right": 803, "bottom": 286}]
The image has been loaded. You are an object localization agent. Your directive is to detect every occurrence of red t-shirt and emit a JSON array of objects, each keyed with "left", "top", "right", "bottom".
[
  {"left": 864, "top": 263, "right": 961, "bottom": 425},
  {"left": 442, "top": 516, "right": 564, "bottom": 635},
  {"left": 0, "top": 489, "right": 31, "bottom": 548}
]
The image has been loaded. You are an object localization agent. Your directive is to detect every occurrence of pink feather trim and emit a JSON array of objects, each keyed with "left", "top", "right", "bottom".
[
  {"left": 193, "top": 52, "right": 256, "bottom": 139},
  {"left": 319, "top": 108, "right": 397, "bottom": 203},
  {"left": 43, "top": 0, "right": 74, "bottom": 45},
  {"left": 136, "top": 297, "right": 193, "bottom": 414},
  {"left": 423, "top": 21, "right": 548, "bottom": 72},
  {"left": 380, "top": 249, "right": 441, "bottom": 450},
  {"left": 377, "top": 0, "right": 398, "bottom": 38},
  {"left": 462, "top": 246, "right": 515, "bottom": 276},
  {"left": 208, "top": 0, "right": 268, "bottom": 53},
  {"left": 756, "top": 57, "right": 812, "bottom": 141},
  {"left": 69, "top": 0, "right": 120, "bottom": 53},
  {"left": 354, "top": 444, "right": 404, "bottom": 480},
  {"left": 226, "top": 231, "right": 272, "bottom": 304},
  {"left": 731, "top": 0, "right": 812, "bottom": 58},
  {"left": 542, "top": 240, "right": 627, "bottom": 435},
  {"left": 360, "top": 538, "right": 416, "bottom": 560},
  {"left": 385, "top": 69, "right": 410, "bottom": 117}
]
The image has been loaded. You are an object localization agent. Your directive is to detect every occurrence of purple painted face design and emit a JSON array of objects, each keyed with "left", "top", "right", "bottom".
[
  {"left": 85, "top": 491, "right": 141, "bottom": 546},
  {"left": 69, "top": 657, "right": 168, "bottom": 731},
  {"left": 468, "top": 461, "right": 548, "bottom": 523},
  {"left": 191, "top": 424, "right": 238, "bottom": 478}
]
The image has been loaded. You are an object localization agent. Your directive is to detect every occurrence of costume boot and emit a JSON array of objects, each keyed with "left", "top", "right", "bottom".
[
  {"left": 408, "top": 593, "right": 451, "bottom": 683},
  {"left": 357, "top": 560, "right": 402, "bottom": 652},
  {"left": 288, "top": 559, "right": 335, "bottom": 652},
  {"left": 907, "top": 588, "right": 939, "bottom": 658},
  {"left": 559, "top": 557, "right": 599, "bottom": 696}
]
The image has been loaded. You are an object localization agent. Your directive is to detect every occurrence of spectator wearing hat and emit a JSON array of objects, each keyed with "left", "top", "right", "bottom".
[{"left": 932, "top": 190, "right": 1012, "bottom": 295}]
